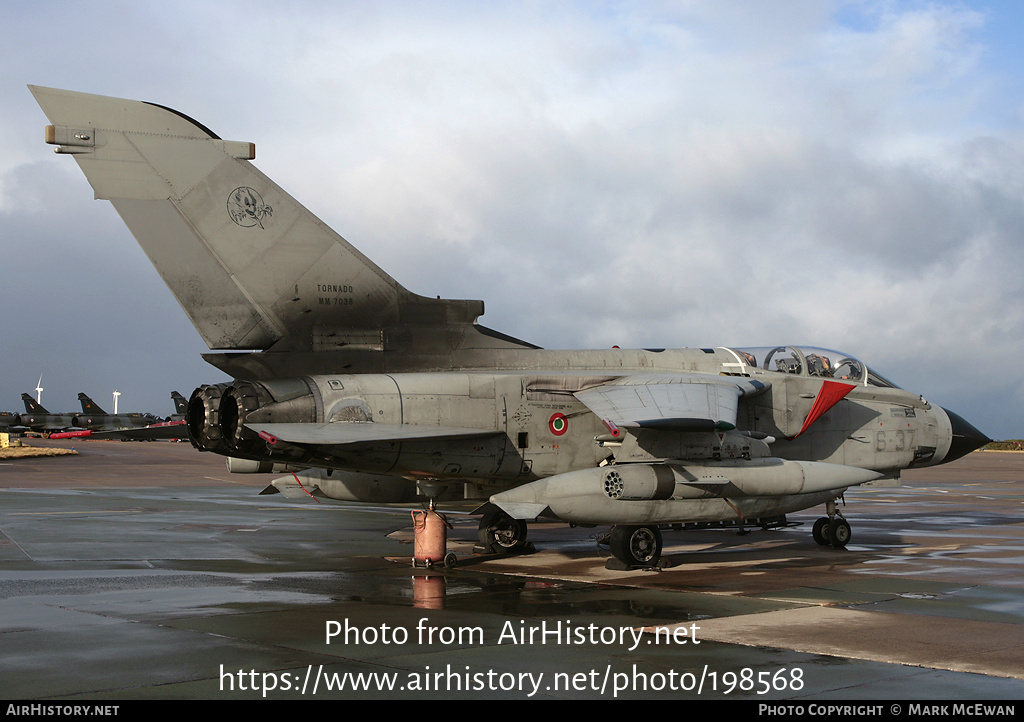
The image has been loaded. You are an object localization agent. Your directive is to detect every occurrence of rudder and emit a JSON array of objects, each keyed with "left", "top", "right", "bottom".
[
  {"left": 21, "top": 394, "right": 47, "bottom": 414},
  {"left": 78, "top": 393, "right": 106, "bottom": 415}
]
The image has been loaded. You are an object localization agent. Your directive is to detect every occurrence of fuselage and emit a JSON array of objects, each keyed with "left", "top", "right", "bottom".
[
  {"left": 190, "top": 345, "right": 978, "bottom": 492},
  {"left": 74, "top": 413, "right": 159, "bottom": 431}
]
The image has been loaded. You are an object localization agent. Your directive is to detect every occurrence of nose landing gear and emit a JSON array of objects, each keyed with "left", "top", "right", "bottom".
[{"left": 476, "top": 507, "right": 531, "bottom": 555}]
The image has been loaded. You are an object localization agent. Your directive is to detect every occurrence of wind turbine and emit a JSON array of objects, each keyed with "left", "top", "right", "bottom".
[
  {"left": 35, "top": 376, "right": 43, "bottom": 404},
  {"left": 112, "top": 390, "right": 120, "bottom": 414}
]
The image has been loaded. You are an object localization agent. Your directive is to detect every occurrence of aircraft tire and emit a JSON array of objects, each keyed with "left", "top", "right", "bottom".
[
  {"left": 609, "top": 524, "right": 662, "bottom": 567},
  {"left": 479, "top": 509, "right": 529, "bottom": 553},
  {"left": 828, "top": 518, "right": 851, "bottom": 548},
  {"left": 812, "top": 517, "right": 830, "bottom": 545}
]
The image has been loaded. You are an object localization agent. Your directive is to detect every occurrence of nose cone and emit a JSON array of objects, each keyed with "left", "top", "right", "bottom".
[{"left": 941, "top": 407, "right": 991, "bottom": 463}]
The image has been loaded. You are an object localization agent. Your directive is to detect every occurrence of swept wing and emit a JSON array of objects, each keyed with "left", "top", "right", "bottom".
[{"left": 574, "top": 374, "right": 770, "bottom": 434}]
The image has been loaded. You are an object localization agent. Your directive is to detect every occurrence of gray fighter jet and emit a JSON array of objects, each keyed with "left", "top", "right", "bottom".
[{"left": 31, "top": 86, "right": 989, "bottom": 567}]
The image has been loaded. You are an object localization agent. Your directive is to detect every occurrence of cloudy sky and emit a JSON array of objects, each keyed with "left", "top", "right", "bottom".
[{"left": 1, "top": 1, "right": 1021, "bottom": 439}]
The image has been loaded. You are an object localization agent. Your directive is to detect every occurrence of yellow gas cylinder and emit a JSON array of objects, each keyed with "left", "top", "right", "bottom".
[{"left": 411, "top": 504, "right": 456, "bottom": 568}]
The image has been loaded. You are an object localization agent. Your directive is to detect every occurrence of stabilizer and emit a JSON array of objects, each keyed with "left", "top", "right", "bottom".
[
  {"left": 77, "top": 393, "right": 106, "bottom": 415},
  {"left": 30, "top": 86, "right": 533, "bottom": 369},
  {"left": 21, "top": 393, "right": 47, "bottom": 414}
]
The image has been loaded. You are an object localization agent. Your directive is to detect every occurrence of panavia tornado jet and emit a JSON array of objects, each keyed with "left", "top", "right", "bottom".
[{"left": 31, "top": 86, "right": 990, "bottom": 567}]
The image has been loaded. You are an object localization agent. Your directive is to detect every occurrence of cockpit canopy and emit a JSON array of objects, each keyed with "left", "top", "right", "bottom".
[{"left": 722, "top": 346, "right": 900, "bottom": 388}]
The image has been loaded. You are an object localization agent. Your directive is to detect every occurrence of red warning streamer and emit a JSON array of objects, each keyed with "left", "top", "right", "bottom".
[{"left": 789, "top": 380, "right": 855, "bottom": 440}]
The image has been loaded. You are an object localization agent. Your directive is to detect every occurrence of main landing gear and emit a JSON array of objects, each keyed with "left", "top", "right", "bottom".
[
  {"left": 593, "top": 524, "right": 671, "bottom": 569},
  {"left": 812, "top": 500, "right": 851, "bottom": 548},
  {"left": 605, "top": 524, "right": 663, "bottom": 569},
  {"left": 476, "top": 506, "right": 531, "bottom": 555}
]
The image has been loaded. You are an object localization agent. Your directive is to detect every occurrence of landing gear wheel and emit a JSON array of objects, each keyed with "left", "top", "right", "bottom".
[
  {"left": 478, "top": 509, "right": 529, "bottom": 554},
  {"left": 609, "top": 525, "right": 663, "bottom": 567},
  {"left": 812, "top": 517, "right": 830, "bottom": 546},
  {"left": 443, "top": 552, "right": 458, "bottom": 568},
  {"left": 827, "top": 518, "right": 851, "bottom": 548}
]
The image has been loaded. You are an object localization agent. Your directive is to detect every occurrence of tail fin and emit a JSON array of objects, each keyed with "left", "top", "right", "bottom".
[
  {"left": 29, "top": 86, "right": 527, "bottom": 361},
  {"left": 171, "top": 391, "right": 188, "bottom": 415},
  {"left": 22, "top": 393, "right": 47, "bottom": 414},
  {"left": 78, "top": 393, "right": 106, "bottom": 415}
]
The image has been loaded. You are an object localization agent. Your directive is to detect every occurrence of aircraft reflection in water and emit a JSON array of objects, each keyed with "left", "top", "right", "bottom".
[{"left": 32, "top": 86, "right": 990, "bottom": 568}]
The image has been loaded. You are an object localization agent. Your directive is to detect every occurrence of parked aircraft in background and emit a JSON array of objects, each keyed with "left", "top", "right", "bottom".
[
  {"left": 33, "top": 86, "right": 990, "bottom": 567},
  {"left": 64, "top": 419, "right": 187, "bottom": 441},
  {"left": 75, "top": 393, "right": 159, "bottom": 431},
  {"left": 51, "top": 391, "right": 189, "bottom": 441},
  {"left": 18, "top": 394, "right": 76, "bottom": 433},
  {"left": 169, "top": 391, "right": 187, "bottom": 421}
]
